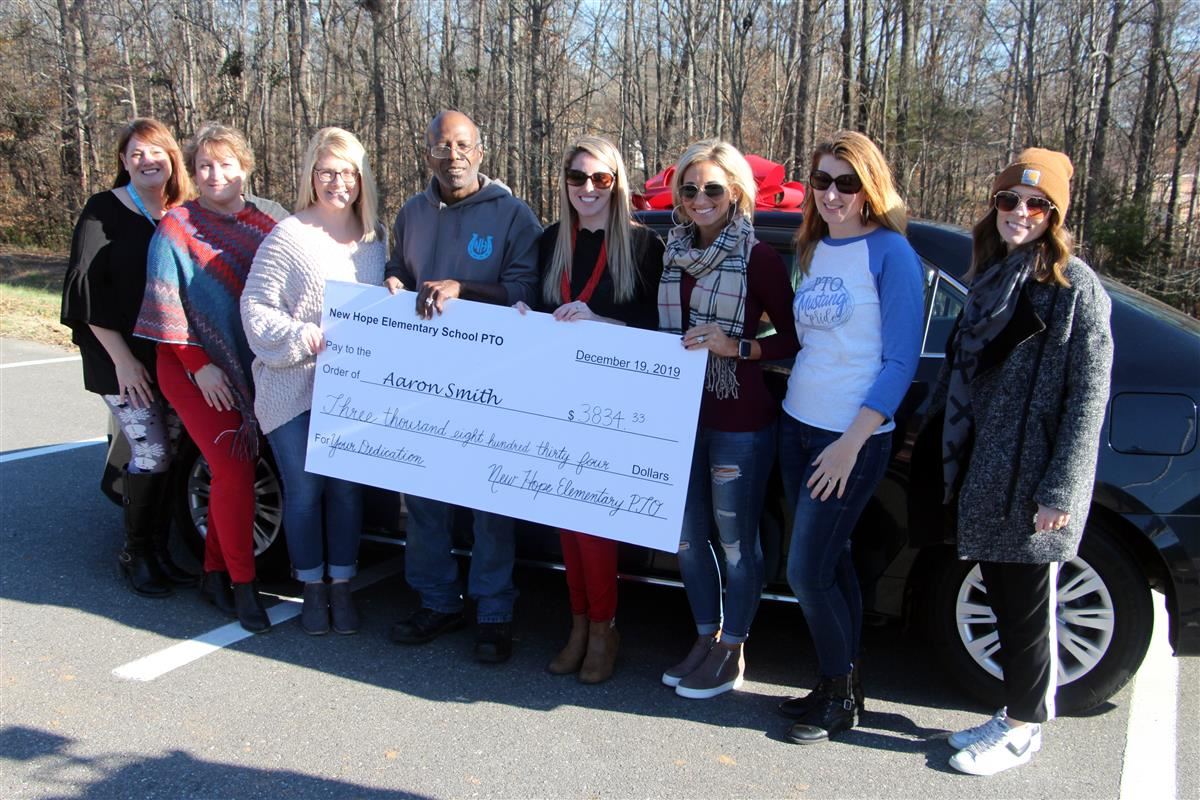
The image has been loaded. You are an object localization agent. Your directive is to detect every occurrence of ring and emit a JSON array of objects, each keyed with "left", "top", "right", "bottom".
[
  {"left": 425, "top": 296, "right": 434, "bottom": 306},
  {"left": 825, "top": 477, "right": 833, "bottom": 484},
  {"left": 698, "top": 335, "right": 706, "bottom": 343}
]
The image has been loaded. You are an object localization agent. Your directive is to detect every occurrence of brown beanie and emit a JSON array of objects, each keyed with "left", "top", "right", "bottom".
[{"left": 991, "top": 147, "right": 1074, "bottom": 215}]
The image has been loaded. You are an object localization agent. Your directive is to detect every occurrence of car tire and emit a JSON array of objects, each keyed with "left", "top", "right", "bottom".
[
  {"left": 930, "top": 520, "right": 1153, "bottom": 715},
  {"left": 172, "top": 438, "right": 290, "bottom": 578}
]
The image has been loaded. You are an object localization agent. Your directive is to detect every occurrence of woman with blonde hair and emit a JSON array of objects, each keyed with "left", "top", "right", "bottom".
[
  {"left": 658, "top": 139, "right": 799, "bottom": 699},
  {"left": 241, "top": 127, "right": 387, "bottom": 635},
  {"left": 776, "top": 130, "right": 924, "bottom": 743},
  {"left": 929, "top": 149, "right": 1111, "bottom": 775},
  {"left": 61, "top": 118, "right": 194, "bottom": 597},
  {"left": 519, "top": 135, "right": 663, "bottom": 681},
  {"left": 135, "top": 122, "right": 278, "bottom": 633}
]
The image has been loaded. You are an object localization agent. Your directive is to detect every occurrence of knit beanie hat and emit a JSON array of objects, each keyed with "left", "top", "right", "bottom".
[{"left": 992, "top": 148, "right": 1074, "bottom": 215}]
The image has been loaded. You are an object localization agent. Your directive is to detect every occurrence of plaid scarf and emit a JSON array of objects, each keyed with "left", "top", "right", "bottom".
[
  {"left": 941, "top": 247, "right": 1036, "bottom": 502},
  {"left": 658, "top": 215, "right": 756, "bottom": 399}
]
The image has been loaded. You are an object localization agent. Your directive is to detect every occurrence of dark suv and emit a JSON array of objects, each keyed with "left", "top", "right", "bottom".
[{"left": 109, "top": 210, "right": 1200, "bottom": 714}]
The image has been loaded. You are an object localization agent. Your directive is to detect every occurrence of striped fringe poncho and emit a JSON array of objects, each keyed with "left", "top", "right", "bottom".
[{"left": 134, "top": 200, "right": 277, "bottom": 459}]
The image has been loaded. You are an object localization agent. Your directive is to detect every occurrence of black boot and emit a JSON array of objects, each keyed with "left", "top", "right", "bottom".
[
  {"left": 779, "top": 662, "right": 865, "bottom": 718},
  {"left": 786, "top": 673, "right": 858, "bottom": 744},
  {"left": 232, "top": 581, "right": 272, "bottom": 633},
  {"left": 151, "top": 476, "right": 199, "bottom": 586},
  {"left": 119, "top": 470, "right": 172, "bottom": 598},
  {"left": 200, "top": 570, "right": 236, "bottom": 617}
]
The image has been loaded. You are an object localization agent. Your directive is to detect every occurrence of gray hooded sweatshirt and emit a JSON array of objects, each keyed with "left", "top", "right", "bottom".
[{"left": 384, "top": 175, "right": 541, "bottom": 306}]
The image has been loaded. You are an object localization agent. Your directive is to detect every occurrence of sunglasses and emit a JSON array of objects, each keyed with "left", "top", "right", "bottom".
[
  {"left": 993, "top": 190, "right": 1055, "bottom": 218},
  {"left": 808, "top": 170, "right": 863, "bottom": 194},
  {"left": 564, "top": 169, "right": 615, "bottom": 190},
  {"left": 679, "top": 182, "right": 728, "bottom": 200}
]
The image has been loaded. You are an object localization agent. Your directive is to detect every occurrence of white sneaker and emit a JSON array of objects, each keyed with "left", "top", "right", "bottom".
[
  {"left": 948, "top": 709, "right": 1043, "bottom": 752},
  {"left": 949, "top": 722, "right": 1042, "bottom": 776}
]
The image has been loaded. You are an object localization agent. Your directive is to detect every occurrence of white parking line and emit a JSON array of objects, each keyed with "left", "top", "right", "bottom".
[
  {"left": 0, "top": 437, "right": 106, "bottom": 463},
  {"left": 112, "top": 556, "right": 405, "bottom": 682},
  {"left": 0, "top": 355, "right": 81, "bottom": 369},
  {"left": 1119, "top": 594, "right": 1178, "bottom": 800}
]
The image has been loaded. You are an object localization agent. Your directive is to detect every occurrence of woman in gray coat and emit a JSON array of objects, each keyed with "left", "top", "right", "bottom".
[{"left": 933, "top": 148, "right": 1113, "bottom": 776}]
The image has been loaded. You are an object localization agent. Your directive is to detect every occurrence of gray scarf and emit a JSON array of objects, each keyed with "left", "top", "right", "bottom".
[{"left": 941, "top": 247, "right": 1036, "bottom": 502}]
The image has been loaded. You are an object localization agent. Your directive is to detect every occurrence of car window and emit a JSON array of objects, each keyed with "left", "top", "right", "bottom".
[{"left": 923, "top": 268, "right": 965, "bottom": 356}]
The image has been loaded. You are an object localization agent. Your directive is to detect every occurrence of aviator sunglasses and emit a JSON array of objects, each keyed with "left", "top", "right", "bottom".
[
  {"left": 679, "top": 182, "right": 728, "bottom": 200},
  {"left": 564, "top": 169, "right": 616, "bottom": 190},
  {"left": 993, "top": 190, "right": 1055, "bottom": 219},
  {"left": 808, "top": 170, "right": 863, "bottom": 194}
]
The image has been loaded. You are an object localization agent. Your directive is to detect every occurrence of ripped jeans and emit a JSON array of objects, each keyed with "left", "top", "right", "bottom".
[{"left": 676, "top": 422, "right": 777, "bottom": 644}]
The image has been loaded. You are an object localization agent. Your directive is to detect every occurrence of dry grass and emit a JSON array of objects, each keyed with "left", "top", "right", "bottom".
[{"left": 0, "top": 247, "right": 73, "bottom": 349}]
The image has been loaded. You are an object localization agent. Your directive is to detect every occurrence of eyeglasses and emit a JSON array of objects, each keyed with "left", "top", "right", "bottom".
[
  {"left": 680, "top": 182, "right": 727, "bottom": 200},
  {"left": 313, "top": 168, "right": 358, "bottom": 185},
  {"left": 993, "top": 190, "right": 1055, "bottom": 219},
  {"left": 564, "top": 169, "right": 615, "bottom": 190},
  {"left": 808, "top": 170, "right": 863, "bottom": 194},
  {"left": 429, "top": 142, "right": 482, "bottom": 160}
]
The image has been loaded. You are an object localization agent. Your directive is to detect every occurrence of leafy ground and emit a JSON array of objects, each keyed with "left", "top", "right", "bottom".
[{"left": 0, "top": 247, "right": 72, "bottom": 349}]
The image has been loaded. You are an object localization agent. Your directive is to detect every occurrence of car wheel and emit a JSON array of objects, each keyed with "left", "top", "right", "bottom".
[
  {"left": 930, "top": 520, "right": 1153, "bottom": 714},
  {"left": 172, "top": 438, "right": 289, "bottom": 576}
]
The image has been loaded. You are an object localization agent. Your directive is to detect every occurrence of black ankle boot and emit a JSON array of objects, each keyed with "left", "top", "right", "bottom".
[
  {"left": 778, "top": 676, "right": 835, "bottom": 719},
  {"left": 232, "top": 581, "right": 271, "bottom": 633},
  {"left": 786, "top": 673, "right": 858, "bottom": 744},
  {"left": 200, "top": 571, "right": 236, "bottom": 617},
  {"left": 120, "top": 470, "right": 172, "bottom": 598}
]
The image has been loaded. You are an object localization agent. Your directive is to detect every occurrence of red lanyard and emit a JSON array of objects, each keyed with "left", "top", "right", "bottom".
[{"left": 562, "top": 226, "right": 607, "bottom": 304}]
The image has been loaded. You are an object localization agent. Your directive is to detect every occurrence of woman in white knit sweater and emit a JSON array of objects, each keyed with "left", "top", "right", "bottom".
[{"left": 241, "top": 128, "right": 386, "bottom": 635}]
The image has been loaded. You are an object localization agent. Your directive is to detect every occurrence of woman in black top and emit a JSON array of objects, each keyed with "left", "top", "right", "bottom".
[
  {"left": 61, "top": 118, "right": 194, "bottom": 598},
  {"left": 519, "top": 135, "right": 663, "bottom": 683}
]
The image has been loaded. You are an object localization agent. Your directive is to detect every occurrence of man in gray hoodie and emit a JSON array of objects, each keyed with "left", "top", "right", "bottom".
[{"left": 384, "top": 110, "right": 541, "bottom": 663}]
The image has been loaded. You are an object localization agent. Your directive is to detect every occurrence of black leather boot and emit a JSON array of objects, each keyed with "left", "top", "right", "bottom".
[
  {"left": 786, "top": 673, "right": 858, "bottom": 744},
  {"left": 232, "top": 581, "right": 272, "bottom": 633},
  {"left": 200, "top": 570, "right": 236, "bottom": 617},
  {"left": 151, "top": 476, "right": 199, "bottom": 586},
  {"left": 780, "top": 663, "right": 864, "bottom": 719},
  {"left": 119, "top": 470, "right": 172, "bottom": 598}
]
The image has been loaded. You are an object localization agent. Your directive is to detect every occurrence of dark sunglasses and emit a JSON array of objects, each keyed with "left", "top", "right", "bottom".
[
  {"left": 564, "top": 169, "right": 615, "bottom": 189},
  {"left": 993, "top": 190, "right": 1055, "bottom": 218},
  {"left": 680, "top": 182, "right": 728, "bottom": 200},
  {"left": 808, "top": 170, "right": 863, "bottom": 194}
]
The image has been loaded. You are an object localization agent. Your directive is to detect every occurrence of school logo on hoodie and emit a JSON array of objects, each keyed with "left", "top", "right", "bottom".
[{"left": 467, "top": 233, "right": 494, "bottom": 261}]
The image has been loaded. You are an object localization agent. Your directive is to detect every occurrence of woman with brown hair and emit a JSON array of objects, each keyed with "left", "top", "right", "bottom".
[
  {"left": 135, "top": 122, "right": 278, "bottom": 633},
  {"left": 933, "top": 148, "right": 1112, "bottom": 775},
  {"left": 61, "top": 118, "right": 194, "bottom": 598}
]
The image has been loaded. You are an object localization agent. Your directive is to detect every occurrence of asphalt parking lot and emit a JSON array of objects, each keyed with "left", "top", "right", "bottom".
[{"left": 1, "top": 336, "right": 1196, "bottom": 799}]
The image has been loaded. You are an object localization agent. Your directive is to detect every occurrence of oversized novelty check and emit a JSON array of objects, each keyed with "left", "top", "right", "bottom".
[{"left": 305, "top": 281, "right": 707, "bottom": 552}]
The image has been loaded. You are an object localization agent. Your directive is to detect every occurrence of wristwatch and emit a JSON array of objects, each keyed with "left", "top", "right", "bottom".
[{"left": 738, "top": 338, "right": 753, "bottom": 360}]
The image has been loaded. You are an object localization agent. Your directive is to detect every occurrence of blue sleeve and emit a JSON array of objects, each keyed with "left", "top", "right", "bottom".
[{"left": 863, "top": 233, "right": 925, "bottom": 421}]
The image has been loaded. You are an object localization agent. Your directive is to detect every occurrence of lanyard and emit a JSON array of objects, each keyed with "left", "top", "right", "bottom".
[
  {"left": 126, "top": 182, "right": 158, "bottom": 225},
  {"left": 562, "top": 226, "right": 607, "bottom": 304}
]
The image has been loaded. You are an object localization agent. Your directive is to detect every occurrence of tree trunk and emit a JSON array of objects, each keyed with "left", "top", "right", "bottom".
[{"left": 1081, "top": 0, "right": 1126, "bottom": 246}]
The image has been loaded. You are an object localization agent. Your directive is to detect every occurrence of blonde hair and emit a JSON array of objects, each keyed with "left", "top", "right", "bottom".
[
  {"left": 184, "top": 123, "right": 255, "bottom": 176},
  {"left": 794, "top": 131, "right": 907, "bottom": 275},
  {"left": 114, "top": 118, "right": 192, "bottom": 208},
  {"left": 296, "top": 127, "right": 380, "bottom": 243},
  {"left": 670, "top": 139, "right": 756, "bottom": 223},
  {"left": 544, "top": 136, "right": 639, "bottom": 305},
  {"left": 968, "top": 203, "right": 1073, "bottom": 287}
]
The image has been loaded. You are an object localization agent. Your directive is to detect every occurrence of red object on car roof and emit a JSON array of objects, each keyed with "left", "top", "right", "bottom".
[{"left": 632, "top": 155, "right": 805, "bottom": 212}]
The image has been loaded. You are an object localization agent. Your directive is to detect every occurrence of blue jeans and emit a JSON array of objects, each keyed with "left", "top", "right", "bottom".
[
  {"left": 267, "top": 412, "right": 364, "bottom": 582},
  {"left": 677, "top": 423, "right": 776, "bottom": 644},
  {"left": 403, "top": 495, "right": 516, "bottom": 623},
  {"left": 780, "top": 414, "right": 890, "bottom": 677}
]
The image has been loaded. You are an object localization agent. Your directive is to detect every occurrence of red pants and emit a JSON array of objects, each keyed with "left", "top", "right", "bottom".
[
  {"left": 559, "top": 529, "right": 618, "bottom": 621},
  {"left": 157, "top": 349, "right": 257, "bottom": 583}
]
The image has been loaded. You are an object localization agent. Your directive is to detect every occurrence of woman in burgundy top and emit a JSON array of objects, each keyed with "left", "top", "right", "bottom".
[
  {"left": 657, "top": 139, "right": 799, "bottom": 699},
  {"left": 520, "top": 135, "right": 663, "bottom": 683}
]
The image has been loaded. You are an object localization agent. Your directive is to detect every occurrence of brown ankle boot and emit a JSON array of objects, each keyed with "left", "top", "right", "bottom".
[
  {"left": 547, "top": 614, "right": 588, "bottom": 674},
  {"left": 578, "top": 618, "right": 619, "bottom": 684}
]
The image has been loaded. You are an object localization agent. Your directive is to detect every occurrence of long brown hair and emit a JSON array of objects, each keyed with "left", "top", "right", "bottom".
[
  {"left": 113, "top": 118, "right": 191, "bottom": 209},
  {"left": 968, "top": 203, "right": 1073, "bottom": 287},
  {"left": 793, "top": 130, "right": 907, "bottom": 276}
]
